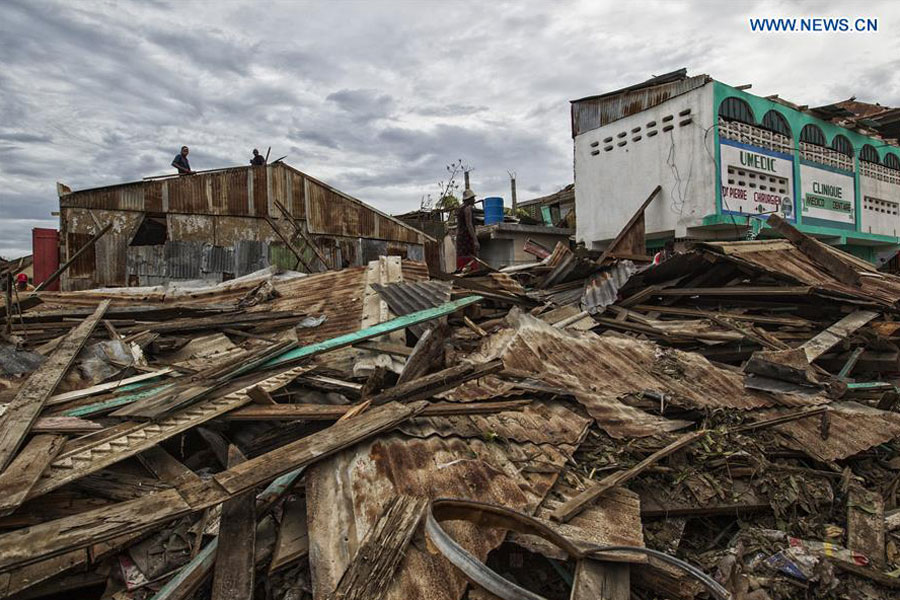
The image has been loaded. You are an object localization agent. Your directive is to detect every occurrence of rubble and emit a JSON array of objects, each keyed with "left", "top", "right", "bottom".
[{"left": 1, "top": 212, "right": 900, "bottom": 600}]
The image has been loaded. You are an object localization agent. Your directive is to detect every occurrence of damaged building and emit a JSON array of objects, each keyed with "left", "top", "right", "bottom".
[
  {"left": 55, "top": 162, "right": 433, "bottom": 290},
  {"left": 573, "top": 69, "right": 900, "bottom": 263}
]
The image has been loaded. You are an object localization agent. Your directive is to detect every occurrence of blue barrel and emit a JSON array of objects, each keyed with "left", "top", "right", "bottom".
[{"left": 483, "top": 197, "right": 504, "bottom": 225}]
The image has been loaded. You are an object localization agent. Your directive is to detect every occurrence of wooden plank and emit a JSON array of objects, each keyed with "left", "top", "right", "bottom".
[
  {"left": 30, "top": 416, "right": 103, "bottom": 434},
  {"left": 0, "top": 300, "right": 110, "bottom": 473},
  {"left": 551, "top": 430, "right": 707, "bottom": 524},
  {"left": 0, "top": 400, "right": 426, "bottom": 573},
  {"left": 654, "top": 286, "right": 812, "bottom": 296},
  {"left": 263, "top": 296, "right": 483, "bottom": 369},
  {"left": 34, "top": 223, "right": 112, "bottom": 292},
  {"left": 799, "top": 310, "right": 879, "bottom": 362},
  {"left": 396, "top": 325, "right": 447, "bottom": 385},
  {"left": 370, "top": 359, "right": 503, "bottom": 405},
  {"left": 138, "top": 446, "right": 202, "bottom": 487},
  {"left": 0, "top": 435, "right": 64, "bottom": 516},
  {"left": 211, "top": 446, "right": 256, "bottom": 600},
  {"left": 630, "top": 304, "right": 813, "bottom": 326},
  {"left": 268, "top": 495, "right": 308, "bottom": 572},
  {"left": 572, "top": 559, "right": 629, "bottom": 600},
  {"left": 224, "top": 399, "right": 530, "bottom": 421},
  {"left": 595, "top": 185, "right": 660, "bottom": 265},
  {"left": 330, "top": 495, "right": 427, "bottom": 600},
  {"left": 847, "top": 486, "right": 885, "bottom": 568},
  {"left": 45, "top": 368, "right": 174, "bottom": 406},
  {"left": 766, "top": 214, "right": 861, "bottom": 286},
  {"left": 0, "top": 294, "right": 41, "bottom": 320}
]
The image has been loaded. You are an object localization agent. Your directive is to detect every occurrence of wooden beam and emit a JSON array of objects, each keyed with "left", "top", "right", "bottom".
[
  {"left": 0, "top": 400, "right": 426, "bottom": 573},
  {"left": 396, "top": 325, "right": 447, "bottom": 385},
  {"left": 799, "top": 310, "right": 878, "bottom": 362},
  {"left": 211, "top": 446, "right": 256, "bottom": 600},
  {"left": 596, "top": 185, "right": 661, "bottom": 265},
  {"left": 551, "top": 430, "right": 707, "bottom": 524},
  {"left": 34, "top": 223, "right": 112, "bottom": 292},
  {"left": 269, "top": 496, "right": 308, "bottom": 572},
  {"left": 766, "top": 214, "right": 861, "bottom": 286},
  {"left": 630, "top": 304, "right": 812, "bottom": 326},
  {"left": 0, "top": 435, "right": 64, "bottom": 517},
  {"left": 369, "top": 359, "right": 503, "bottom": 405},
  {"left": 654, "top": 286, "right": 812, "bottom": 296},
  {"left": 572, "top": 558, "right": 629, "bottom": 600},
  {"left": 0, "top": 300, "right": 110, "bottom": 473},
  {"left": 45, "top": 368, "right": 174, "bottom": 406},
  {"left": 224, "top": 399, "right": 530, "bottom": 421}
]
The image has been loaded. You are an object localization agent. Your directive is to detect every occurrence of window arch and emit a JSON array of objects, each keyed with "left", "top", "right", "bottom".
[
  {"left": 886, "top": 153, "right": 900, "bottom": 170},
  {"left": 718, "top": 97, "right": 755, "bottom": 125},
  {"left": 860, "top": 144, "right": 880, "bottom": 164},
  {"left": 800, "top": 124, "right": 826, "bottom": 146},
  {"left": 761, "top": 110, "right": 791, "bottom": 137},
  {"left": 831, "top": 134, "right": 853, "bottom": 157}
]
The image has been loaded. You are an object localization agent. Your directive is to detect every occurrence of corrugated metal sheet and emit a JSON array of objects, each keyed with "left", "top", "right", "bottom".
[
  {"left": 202, "top": 245, "right": 234, "bottom": 276},
  {"left": 65, "top": 232, "right": 95, "bottom": 278},
  {"left": 372, "top": 280, "right": 451, "bottom": 338},
  {"left": 462, "top": 311, "right": 824, "bottom": 438},
  {"left": 166, "top": 174, "right": 208, "bottom": 213},
  {"left": 127, "top": 245, "right": 166, "bottom": 285},
  {"left": 164, "top": 240, "right": 202, "bottom": 280},
  {"left": 306, "top": 425, "right": 574, "bottom": 600},
  {"left": 756, "top": 401, "right": 900, "bottom": 461},
  {"left": 701, "top": 240, "right": 900, "bottom": 307},
  {"left": 582, "top": 260, "right": 638, "bottom": 313},
  {"left": 571, "top": 74, "right": 710, "bottom": 137},
  {"left": 234, "top": 240, "right": 269, "bottom": 276}
]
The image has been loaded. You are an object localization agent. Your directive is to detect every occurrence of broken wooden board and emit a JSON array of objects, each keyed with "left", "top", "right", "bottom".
[
  {"left": 595, "top": 185, "right": 660, "bottom": 265},
  {"left": 0, "top": 299, "right": 110, "bottom": 473},
  {"left": 551, "top": 430, "right": 707, "bottom": 523},
  {"left": 26, "top": 365, "right": 312, "bottom": 500},
  {"left": 269, "top": 495, "right": 308, "bottom": 573},
  {"left": 0, "top": 435, "right": 64, "bottom": 516},
  {"left": 224, "top": 399, "right": 530, "bottom": 421},
  {"left": 211, "top": 446, "right": 256, "bottom": 600},
  {"left": 330, "top": 495, "right": 427, "bottom": 600},
  {"left": 45, "top": 368, "right": 174, "bottom": 406},
  {"left": 766, "top": 213, "right": 861, "bottom": 287},
  {"left": 799, "top": 310, "right": 879, "bottom": 362},
  {"left": 847, "top": 486, "right": 885, "bottom": 568}
]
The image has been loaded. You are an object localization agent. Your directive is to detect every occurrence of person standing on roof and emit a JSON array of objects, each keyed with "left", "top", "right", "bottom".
[
  {"left": 172, "top": 146, "right": 192, "bottom": 175},
  {"left": 250, "top": 149, "right": 266, "bottom": 166},
  {"left": 455, "top": 189, "right": 479, "bottom": 271}
]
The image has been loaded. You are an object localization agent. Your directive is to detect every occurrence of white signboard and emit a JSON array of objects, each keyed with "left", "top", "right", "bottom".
[
  {"left": 799, "top": 163, "right": 855, "bottom": 227},
  {"left": 720, "top": 140, "right": 795, "bottom": 220}
]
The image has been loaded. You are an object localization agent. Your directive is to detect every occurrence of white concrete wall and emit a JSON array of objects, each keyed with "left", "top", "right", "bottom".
[
  {"left": 575, "top": 84, "right": 716, "bottom": 248},
  {"left": 859, "top": 176, "right": 900, "bottom": 237}
]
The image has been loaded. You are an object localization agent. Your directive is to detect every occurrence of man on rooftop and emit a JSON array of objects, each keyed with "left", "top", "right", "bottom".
[
  {"left": 172, "top": 146, "right": 192, "bottom": 175},
  {"left": 250, "top": 148, "right": 265, "bottom": 166}
]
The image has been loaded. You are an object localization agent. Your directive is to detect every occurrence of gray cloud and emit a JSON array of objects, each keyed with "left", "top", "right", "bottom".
[{"left": 0, "top": 0, "right": 897, "bottom": 258}]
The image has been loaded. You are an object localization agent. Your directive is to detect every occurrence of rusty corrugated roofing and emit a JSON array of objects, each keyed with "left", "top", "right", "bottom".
[{"left": 755, "top": 401, "right": 900, "bottom": 461}]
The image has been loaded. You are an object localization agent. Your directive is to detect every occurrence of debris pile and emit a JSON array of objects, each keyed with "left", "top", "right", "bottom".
[{"left": 1, "top": 216, "right": 900, "bottom": 600}]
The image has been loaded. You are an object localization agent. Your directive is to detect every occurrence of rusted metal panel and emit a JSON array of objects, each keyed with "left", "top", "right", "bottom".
[
  {"left": 268, "top": 243, "right": 299, "bottom": 272},
  {"left": 167, "top": 214, "right": 215, "bottom": 242},
  {"left": 251, "top": 165, "right": 267, "bottom": 216},
  {"left": 94, "top": 211, "right": 143, "bottom": 286},
  {"left": 127, "top": 245, "right": 166, "bottom": 285},
  {"left": 166, "top": 175, "right": 207, "bottom": 213},
  {"left": 571, "top": 75, "right": 709, "bottom": 137},
  {"left": 201, "top": 245, "right": 234, "bottom": 276},
  {"left": 755, "top": 401, "right": 900, "bottom": 461},
  {"left": 144, "top": 181, "right": 164, "bottom": 212}
]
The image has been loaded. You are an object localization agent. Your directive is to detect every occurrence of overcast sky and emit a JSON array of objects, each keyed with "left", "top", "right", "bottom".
[{"left": 1, "top": 0, "right": 898, "bottom": 258}]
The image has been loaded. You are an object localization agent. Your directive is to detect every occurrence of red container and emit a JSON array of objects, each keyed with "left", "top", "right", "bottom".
[{"left": 32, "top": 228, "right": 60, "bottom": 291}]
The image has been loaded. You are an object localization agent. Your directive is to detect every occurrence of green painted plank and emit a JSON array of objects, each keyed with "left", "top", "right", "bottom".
[
  {"left": 262, "top": 295, "right": 483, "bottom": 368},
  {"left": 63, "top": 384, "right": 177, "bottom": 418}
]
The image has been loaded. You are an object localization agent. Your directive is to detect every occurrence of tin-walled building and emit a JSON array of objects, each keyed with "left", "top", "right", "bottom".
[
  {"left": 572, "top": 69, "right": 900, "bottom": 262},
  {"left": 56, "top": 162, "right": 432, "bottom": 291}
]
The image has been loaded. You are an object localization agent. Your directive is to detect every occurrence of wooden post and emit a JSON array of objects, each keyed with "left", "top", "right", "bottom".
[{"left": 509, "top": 173, "right": 517, "bottom": 212}]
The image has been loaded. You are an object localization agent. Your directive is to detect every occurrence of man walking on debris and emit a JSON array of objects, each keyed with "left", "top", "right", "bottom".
[
  {"left": 250, "top": 148, "right": 266, "bottom": 166},
  {"left": 456, "top": 188, "right": 479, "bottom": 271},
  {"left": 172, "top": 146, "right": 192, "bottom": 175}
]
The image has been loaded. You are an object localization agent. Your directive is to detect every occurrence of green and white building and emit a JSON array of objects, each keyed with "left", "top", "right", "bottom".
[{"left": 572, "top": 70, "right": 900, "bottom": 263}]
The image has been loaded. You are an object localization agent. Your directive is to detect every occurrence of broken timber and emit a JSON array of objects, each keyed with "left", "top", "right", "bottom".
[
  {"left": 595, "top": 185, "right": 660, "bottom": 265},
  {"left": 210, "top": 446, "right": 256, "bottom": 600},
  {"left": 0, "top": 299, "right": 110, "bottom": 473},
  {"left": 551, "top": 430, "right": 707, "bottom": 524},
  {"left": 766, "top": 213, "right": 861, "bottom": 287}
]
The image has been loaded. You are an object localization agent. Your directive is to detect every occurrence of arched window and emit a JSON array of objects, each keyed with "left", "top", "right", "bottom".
[
  {"left": 885, "top": 153, "right": 900, "bottom": 170},
  {"left": 800, "top": 124, "right": 827, "bottom": 146},
  {"left": 718, "top": 97, "right": 755, "bottom": 125},
  {"left": 831, "top": 135, "right": 853, "bottom": 157},
  {"left": 761, "top": 110, "right": 791, "bottom": 137},
  {"left": 860, "top": 144, "right": 880, "bottom": 164}
]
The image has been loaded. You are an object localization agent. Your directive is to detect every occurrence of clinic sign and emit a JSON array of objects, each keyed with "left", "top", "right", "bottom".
[
  {"left": 799, "top": 163, "right": 855, "bottom": 228},
  {"left": 720, "top": 139, "right": 795, "bottom": 220}
]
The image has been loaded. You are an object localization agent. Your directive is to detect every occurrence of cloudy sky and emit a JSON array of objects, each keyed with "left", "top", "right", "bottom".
[{"left": 1, "top": 0, "right": 898, "bottom": 257}]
